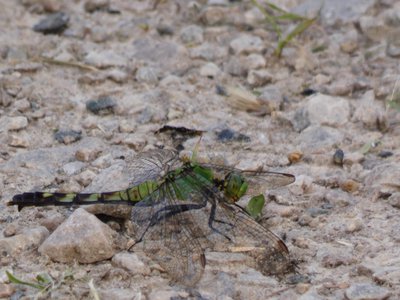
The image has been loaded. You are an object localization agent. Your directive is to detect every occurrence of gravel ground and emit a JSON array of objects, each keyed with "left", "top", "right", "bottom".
[{"left": 1, "top": 0, "right": 400, "bottom": 299}]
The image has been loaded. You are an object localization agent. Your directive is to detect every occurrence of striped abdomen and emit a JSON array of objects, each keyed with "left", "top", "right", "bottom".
[{"left": 8, "top": 181, "right": 158, "bottom": 211}]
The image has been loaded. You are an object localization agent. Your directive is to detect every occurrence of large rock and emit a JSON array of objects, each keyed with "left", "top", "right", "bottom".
[{"left": 39, "top": 208, "right": 125, "bottom": 263}]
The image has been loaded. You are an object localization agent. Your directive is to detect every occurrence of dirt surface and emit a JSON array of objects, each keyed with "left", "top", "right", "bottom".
[{"left": 1, "top": 0, "right": 400, "bottom": 299}]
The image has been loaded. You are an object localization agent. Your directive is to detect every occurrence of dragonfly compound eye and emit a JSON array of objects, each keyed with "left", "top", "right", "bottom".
[{"left": 224, "top": 172, "right": 248, "bottom": 203}]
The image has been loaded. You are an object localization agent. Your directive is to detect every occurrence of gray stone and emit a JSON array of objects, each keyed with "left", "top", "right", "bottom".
[
  {"left": 75, "top": 147, "right": 101, "bottom": 162},
  {"left": 305, "top": 94, "right": 350, "bottom": 127},
  {"left": 84, "top": 50, "right": 126, "bottom": 68},
  {"left": 223, "top": 57, "right": 247, "bottom": 76},
  {"left": 13, "top": 99, "right": 31, "bottom": 112},
  {"left": 131, "top": 38, "right": 185, "bottom": 70},
  {"left": 244, "top": 53, "right": 266, "bottom": 69},
  {"left": 388, "top": 192, "right": 400, "bottom": 208},
  {"left": 91, "top": 154, "right": 113, "bottom": 169},
  {"left": 372, "top": 266, "right": 400, "bottom": 286},
  {"left": 0, "top": 283, "right": 14, "bottom": 299},
  {"left": 62, "top": 161, "right": 86, "bottom": 176},
  {"left": 352, "top": 90, "right": 387, "bottom": 130},
  {"left": 345, "top": 283, "right": 391, "bottom": 300},
  {"left": 86, "top": 96, "right": 116, "bottom": 115},
  {"left": 387, "top": 40, "right": 400, "bottom": 58},
  {"left": 100, "top": 288, "right": 142, "bottom": 300},
  {"left": 75, "top": 169, "right": 96, "bottom": 187},
  {"left": 135, "top": 66, "right": 163, "bottom": 84},
  {"left": 190, "top": 43, "right": 227, "bottom": 61},
  {"left": 327, "top": 73, "right": 355, "bottom": 96},
  {"left": 325, "top": 189, "right": 352, "bottom": 207},
  {"left": 0, "top": 116, "right": 28, "bottom": 131},
  {"left": 0, "top": 226, "right": 49, "bottom": 257},
  {"left": 296, "top": 125, "right": 344, "bottom": 150},
  {"left": 111, "top": 252, "right": 151, "bottom": 275},
  {"left": 106, "top": 69, "right": 128, "bottom": 83},
  {"left": 200, "top": 62, "right": 220, "bottom": 78},
  {"left": 247, "top": 69, "right": 273, "bottom": 87},
  {"left": 229, "top": 35, "right": 263, "bottom": 55},
  {"left": 84, "top": 0, "right": 109, "bottom": 13},
  {"left": 294, "top": 0, "right": 375, "bottom": 26},
  {"left": 318, "top": 248, "right": 355, "bottom": 268},
  {"left": 345, "top": 218, "right": 363, "bottom": 233},
  {"left": 39, "top": 208, "right": 125, "bottom": 263},
  {"left": 359, "top": 16, "right": 388, "bottom": 42},
  {"left": 33, "top": 12, "right": 69, "bottom": 34},
  {"left": 365, "top": 164, "right": 400, "bottom": 193},
  {"left": 8, "top": 134, "right": 30, "bottom": 148},
  {"left": 200, "top": 6, "right": 229, "bottom": 26},
  {"left": 180, "top": 25, "right": 204, "bottom": 44}
]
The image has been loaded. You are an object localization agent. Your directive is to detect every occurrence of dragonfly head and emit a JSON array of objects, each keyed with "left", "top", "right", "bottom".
[{"left": 224, "top": 172, "right": 248, "bottom": 203}]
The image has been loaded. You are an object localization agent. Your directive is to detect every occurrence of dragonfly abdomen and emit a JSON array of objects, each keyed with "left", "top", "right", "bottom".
[{"left": 8, "top": 180, "right": 159, "bottom": 210}]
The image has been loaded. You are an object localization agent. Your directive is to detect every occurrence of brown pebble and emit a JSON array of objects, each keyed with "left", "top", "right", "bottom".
[
  {"left": 340, "top": 180, "right": 360, "bottom": 193},
  {"left": 288, "top": 150, "right": 303, "bottom": 164}
]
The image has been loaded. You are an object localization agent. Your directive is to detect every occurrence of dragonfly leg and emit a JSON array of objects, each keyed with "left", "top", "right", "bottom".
[
  {"left": 131, "top": 202, "right": 207, "bottom": 249},
  {"left": 207, "top": 202, "right": 232, "bottom": 241}
]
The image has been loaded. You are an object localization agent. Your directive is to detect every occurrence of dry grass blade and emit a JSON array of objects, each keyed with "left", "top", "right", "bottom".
[
  {"left": 275, "top": 16, "right": 317, "bottom": 57},
  {"left": 40, "top": 57, "right": 99, "bottom": 72},
  {"left": 224, "top": 86, "right": 264, "bottom": 112}
]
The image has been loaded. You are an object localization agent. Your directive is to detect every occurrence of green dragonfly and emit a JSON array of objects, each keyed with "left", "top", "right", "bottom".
[{"left": 8, "top": 148, "right": 296, "bottom": 285}]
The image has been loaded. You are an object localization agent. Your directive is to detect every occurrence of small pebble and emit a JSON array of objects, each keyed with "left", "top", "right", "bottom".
[
  {"left": 84, "top": 0, "right": 110, "bottom": 13},
  {"left": 345, "top": 283, "right": 391, "bottom": 300},
  {"left": 86, "top": 96, "right": 116, "bottom": 115},
  {"left": 216, "top": 128, "right": 250, "bottom": 143},
  {"left": 75, "top": 169, "right": 96, "bottom": 186},
  {"left": 75, "top": 148, "right": 101, "bottom": 162},
  {"left": 8, "top": 134, "right": 29, "bottom": 148},
  {"left": 135, "top": 66, "right": 162, "bottom": 84},
  {"left": 62, "top": 161, "right": 86, "bottom": 176},
  {"left": 54, "top": 130, "right": 82, "bottom": 144},
  {"left": 0, "top": 283, "right": 15, "bottom": 299},
  {"left": 14, "top": 99, "right": 31, "bottom": 112},
  {"left": 244, "top": 53, "right": 266, "bottom": 69},
  {"left": 33, "top": 12, "right": 69, "bottom": 34},
  {"left": 199, "top": 62, "right": 220, "bottom": 78},
  {"left": 288, "top": 150, "right": 303, "bottom": 164},
  {"left": 388, "top": 193, "right": 400, "bottom": 208},
  {"left": 333, "top": 149, "right": 344, "bottom": 165},
  {"left": 229, "top": 35, "right": 264, "bottom": 54},
  {"left": 8, "top": 116, "right": 28, "bottom": 131},
  {"left": 156, "top": 24, "right": 174, "bottom": 36},
  {"left": 180, "top": 25, "right": 204, "bottom": 44},
  {"left": 247, "top": 69, "right": 272, "bottom": 87},
  {"left": 378, "top": 150, "right": 393, "bottom": 158},
  {"left": 340, "top": 179, "right": 360, "bottom": 193},
  {"left": 345, "top": 218, "right": 363, "bottom": 233}
]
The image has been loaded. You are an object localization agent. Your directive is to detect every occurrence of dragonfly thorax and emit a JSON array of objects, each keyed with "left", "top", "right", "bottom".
[{"left": 223, "top": 172, "right": 248, "bottom": 203}]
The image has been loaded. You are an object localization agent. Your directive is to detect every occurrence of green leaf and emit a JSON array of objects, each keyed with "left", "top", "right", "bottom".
[
  {"left": 246, "top": 194, "right": 265, "bottom": 219},
  {"left": 6, "top": 271, "right": 47, "bottom": 290}
]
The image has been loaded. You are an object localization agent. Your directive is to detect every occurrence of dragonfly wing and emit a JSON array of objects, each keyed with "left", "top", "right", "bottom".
[
  {"left": 198, "top": 163, "right": 295, "bottom": 194},
  {"left": 241, "top": 171, "right": 295, "bottom": 195},
  {"left": 130, "top": 172, "right": 208, "bottom": 286},
  {"left": 124, "top": 149, "right": 180, "bottom": 187},
  {"left": 182, "top": 169, "right": 295, "bottom": 277},
  {"left": 213, "top": 202, "right": 294, "bottom": 276}
]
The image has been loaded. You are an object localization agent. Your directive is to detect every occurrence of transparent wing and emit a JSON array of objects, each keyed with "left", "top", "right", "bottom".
[
  {"left": 123, "top": 149, "right": 180, "bottom": 186},
  {"left": 130, "top": 170, "right": 210, "bottom": 286},
  {"left": 182, "top": 169, "right": 295, "bottom": 277},
  {"left": 199, "top": 163, "right": 295, "bottom": 195}
]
